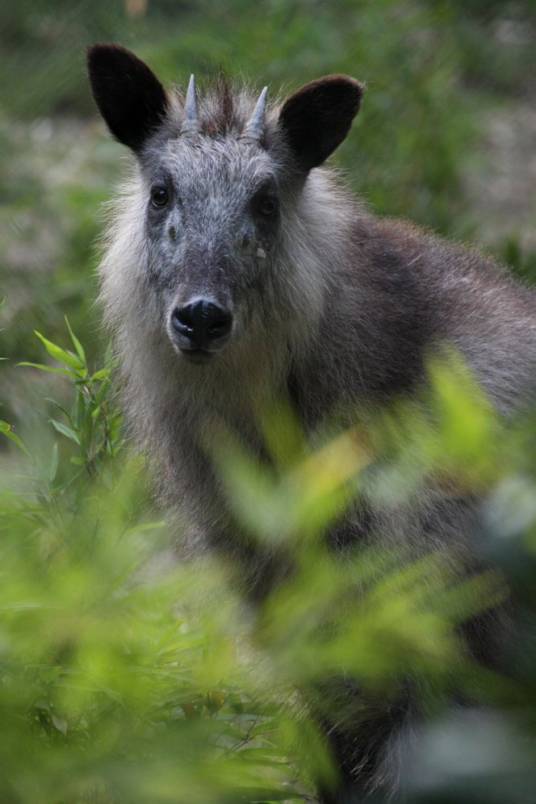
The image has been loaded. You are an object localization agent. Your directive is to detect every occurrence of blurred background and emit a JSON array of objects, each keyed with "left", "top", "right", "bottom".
[{"left": 2, "top": 3, "right": 536, "bottom": 803}]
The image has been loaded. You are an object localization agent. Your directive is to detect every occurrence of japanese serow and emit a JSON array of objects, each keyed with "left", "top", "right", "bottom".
[{"left": 88, "top": 44, "right": 536, "bottom": 802}]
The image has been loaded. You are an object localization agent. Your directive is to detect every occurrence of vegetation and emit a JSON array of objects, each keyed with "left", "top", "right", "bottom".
[{"left": 1, "top": 2, "right": 536, "bottom": 802}]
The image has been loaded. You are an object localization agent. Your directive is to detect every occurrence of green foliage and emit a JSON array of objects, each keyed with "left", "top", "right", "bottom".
[
  {"left": 18, "top": 323, "right": 122, "bottom": 481},
  {"left": 2, "top": 328, "right": 536, "bottom": 802},
  {"left": 0, "top": 418, "right": 29, "bottom": 456}
]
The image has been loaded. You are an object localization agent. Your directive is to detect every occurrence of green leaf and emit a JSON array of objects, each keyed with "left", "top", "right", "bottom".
[
  {"left": 0, "top": 420, "right": 30, "bottom": 456},
  {"left": 18, "top": 362, "right": 74, "bottom": 378},
  {"left": 45, "top": 398, "right": 71, "bottom": 420},
  {"left": 48, "top": 442, "right": 59, "bottom": 483},
  {"left": 49, "top": 418, "right": 81, "bottom": 445},
  {"left": 64, "top": 316, "right": 86, "bottom": 365},
  {"left": 34, "top": 330, "right": 85, "bottom": 372},
  {"left": 91, "top": 368, "right": 110, "bottom": 382},
  {"left": 94, "top": 377, "right": 111, "bottom": 406}
]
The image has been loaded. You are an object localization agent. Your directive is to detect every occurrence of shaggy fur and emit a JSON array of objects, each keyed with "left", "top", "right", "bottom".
[{"left": 89, "top": 45, "right": 536, "bottom": 802}]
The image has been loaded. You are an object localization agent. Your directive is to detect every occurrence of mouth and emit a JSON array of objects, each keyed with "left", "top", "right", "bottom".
[
  {"left": 180, "top": 348, "right": 214, "bottom": 365},
  {"left": 167, "top": 329, "right": 226, "bottom": 364}
]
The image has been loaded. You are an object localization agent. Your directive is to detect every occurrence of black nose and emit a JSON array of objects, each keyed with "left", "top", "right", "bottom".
[{"left": 171, "top": 298, "right": 233, "bottom": 351}]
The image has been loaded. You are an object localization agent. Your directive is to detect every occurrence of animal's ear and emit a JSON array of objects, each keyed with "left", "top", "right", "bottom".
[
  {"left": 87, "top": 44, "right": 168, "bottom": 152},
  {"left": 278, "top": 75, "right": 364, "bottom": 171}
]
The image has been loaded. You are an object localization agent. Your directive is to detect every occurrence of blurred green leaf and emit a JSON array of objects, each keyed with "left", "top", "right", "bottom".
[
  {"left": 49, "top": 417, "right": 80, "bottom": 445},
  {"left": 0, "top": 419, "right": 30, "bottom": 456},
  {"left": 33, "top": 331, "right": 85, "bottom": 373}
]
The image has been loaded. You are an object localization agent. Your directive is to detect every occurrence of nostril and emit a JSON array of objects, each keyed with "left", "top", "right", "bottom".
[
  {"left": 207, "top": 308, "right": 232, "bottom": 338},
  {"left": 171, "top": 306, "right": 193, "bottom": 335}
]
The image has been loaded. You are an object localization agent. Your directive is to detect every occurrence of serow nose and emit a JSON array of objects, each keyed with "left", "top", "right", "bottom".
[{"left": 171, "top": 298, "right": 233, "bottom": 352}]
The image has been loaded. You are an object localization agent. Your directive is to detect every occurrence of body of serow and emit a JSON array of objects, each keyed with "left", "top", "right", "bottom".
[{"left": 88, "top": 45, "right": 536, "bottom": 802}]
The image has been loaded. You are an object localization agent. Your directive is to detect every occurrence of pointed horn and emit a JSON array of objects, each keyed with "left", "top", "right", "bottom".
[
  {"left": 181, "top": 74, "right": 199, "bottom": 135},
  {"left": 240, "top": 86, "right": 268, "bottom": 143}
]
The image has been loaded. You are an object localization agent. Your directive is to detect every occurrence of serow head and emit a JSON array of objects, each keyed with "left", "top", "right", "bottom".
[{"left": 87, "top": 44, "right": 363, "bottom": 364}]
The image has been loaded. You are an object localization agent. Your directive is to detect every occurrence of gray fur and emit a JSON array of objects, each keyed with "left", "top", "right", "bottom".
[{"left": 95, "top": 72, "right": 536, "bottom": 800}]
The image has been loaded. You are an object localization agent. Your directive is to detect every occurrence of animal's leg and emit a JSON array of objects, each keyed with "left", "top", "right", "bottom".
[{"left": 315, "top": 681, "right": 414, "bottom": 803}]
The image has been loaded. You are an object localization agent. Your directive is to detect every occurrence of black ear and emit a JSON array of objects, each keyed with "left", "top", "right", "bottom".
[
  {"left": 278, "top": 75, "right": 364, "bottom": 171},
  {"left": 87, "top": 44, "right": 168, "bottom": 152}
]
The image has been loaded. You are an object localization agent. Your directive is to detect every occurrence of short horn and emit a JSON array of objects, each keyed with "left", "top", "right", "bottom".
[
  {"left": 181, "top": 74, "right": 199, "bottom": 136},
  {"left": 240, "top": 86, "right": 268, "bottom": 143}
]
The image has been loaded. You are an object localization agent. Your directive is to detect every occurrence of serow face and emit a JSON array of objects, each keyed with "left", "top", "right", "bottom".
[{"left": 145, "top": 139, "right": 281, "bottom": 364}]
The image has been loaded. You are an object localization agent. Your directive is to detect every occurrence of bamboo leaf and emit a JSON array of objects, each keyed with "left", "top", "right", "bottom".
[
  {"left": 49, "top": 418, "right": 81, "bottom": 445},
  {"left": 18, "top": 362, "right": 74, "bottom": 378},
  {"left": 91, "top": 368, "right": 110, "bottom": 382},
  {"left": 34, "top": 331, "right": 85, "bottom": 372},
  {"left": 0, "top": 420, "right": 30, "bottom": 456},
  {"left": 49, "top": 442, "right": 59, "bottom": 483},
  {"left": 64, "top": 316, "right": 86, "bottom": 365}
]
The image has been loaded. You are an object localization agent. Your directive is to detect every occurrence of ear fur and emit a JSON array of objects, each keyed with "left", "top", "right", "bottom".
[
  {"left": 278, "top": 75, "right": 364, "bottom": 171},
  {"left": 87, "top": 44, "right": 168, "bottom": 152}
]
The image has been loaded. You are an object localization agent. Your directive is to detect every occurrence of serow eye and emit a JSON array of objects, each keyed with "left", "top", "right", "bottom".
[
  {"left": 150, "top": 186, "right": 169, "bottom": 209},
  {"left": 255, "top": 194, "right": 278, "bottom": 218}
]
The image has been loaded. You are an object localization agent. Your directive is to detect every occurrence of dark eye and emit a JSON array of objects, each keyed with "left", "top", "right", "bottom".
[
  {"left": 150, "top": 186, "right": 169, "bottom": 209},
  {"left": 254, "top": 193, "right": 279, "bottom": 218}
]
